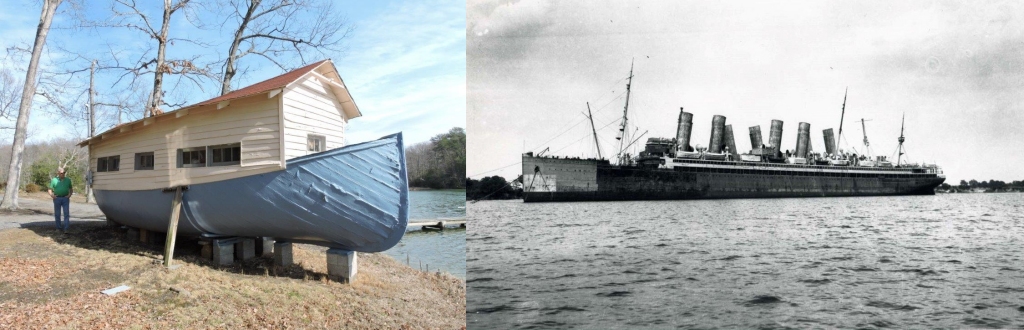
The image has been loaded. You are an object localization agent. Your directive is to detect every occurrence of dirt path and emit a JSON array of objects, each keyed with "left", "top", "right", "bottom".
[{"left": 0, "top": 193, "right": 107, "bottom": 231}]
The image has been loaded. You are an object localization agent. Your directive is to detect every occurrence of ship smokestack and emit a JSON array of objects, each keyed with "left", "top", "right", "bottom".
[
  {"left": 676, "top": 108, "right": 693, "bottom": 152},
  {"left": 768, "top": 119, "right": 784, "bottom": 154},
  {"left": 709, "top": 115, "right": 727, "bottom": 153},
  {"left": 748, "top": 125, "right": 763, "bottom": 151},
  {"left": 823, "top": 128, "right": 836, "bottom": 156},
  {"left": 795, "top": 122, "right": 811, "bottom": 158},
  {"left": 724, "top": 124, "right": 738, "bottom": 160}
]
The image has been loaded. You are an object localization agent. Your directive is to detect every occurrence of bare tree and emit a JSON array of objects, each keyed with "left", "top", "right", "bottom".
[
  {"left": 218, "top": 0, "right": 351, "bottom": 95},
  {"left": 2, "top": 0, "right": 64, "bottom": 210},
  {"left": 0, "top": 68, "right": 22, "bottom": 120},
  {"left": 405, "top": 141, "right": 431, "bottom": 181},
  {"left": 55, "top": 142, "right": 88, "bottom": 173},
  {"left": 108, "top": 0, "right": 214, "bottom": 117}
]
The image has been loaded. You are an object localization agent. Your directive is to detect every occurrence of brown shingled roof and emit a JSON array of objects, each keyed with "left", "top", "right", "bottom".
[{"left": 193, "top": 59, "right": 329, "bottom": 107}]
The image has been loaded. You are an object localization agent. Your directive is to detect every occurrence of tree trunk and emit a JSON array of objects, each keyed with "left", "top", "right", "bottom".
[
  {"left": 148, "top": 0, "right": 173, "bottom": 117},
  {"left": 221, "top": 0, "right": 260, "bottom": 95},
  {"left": 1, "top": 0, "right": 62, "bottom": 210},
  {"left": 86, "top": 60, "right": 95, "bottom": 204}
]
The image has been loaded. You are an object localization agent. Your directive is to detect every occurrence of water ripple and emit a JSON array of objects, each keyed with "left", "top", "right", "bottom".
[{"left": 468, "top": 193, "right": 1024, "bottom": 329}]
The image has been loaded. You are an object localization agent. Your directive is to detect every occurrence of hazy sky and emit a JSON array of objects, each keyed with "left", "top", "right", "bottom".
[
  {"left": 0, "top": 0, "right": 465, "bottom": 145},
  {"left": 468, "top": 0, "right": 1024, "bottom": 184}
]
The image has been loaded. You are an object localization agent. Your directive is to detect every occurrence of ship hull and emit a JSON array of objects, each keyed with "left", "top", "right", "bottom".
[
  {"left": 95, "top": 134, "right": 409, "bottom": 252},
  {"left": 522, "top": 156, "right": 945, "bottom": 203}
]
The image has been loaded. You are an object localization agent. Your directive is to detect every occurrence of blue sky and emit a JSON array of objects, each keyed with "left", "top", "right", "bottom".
[{"left": 0, "top": 0, "right": 465, "bottom": 146}]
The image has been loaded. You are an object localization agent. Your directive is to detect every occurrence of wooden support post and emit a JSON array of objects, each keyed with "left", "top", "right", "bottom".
[{"left": 163, "top": 186, "right": 183, "bottom": 268}]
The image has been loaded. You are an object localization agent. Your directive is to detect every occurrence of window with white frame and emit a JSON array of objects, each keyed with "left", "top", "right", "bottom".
[{"left": 308, "top": 134, "right": 326, "bottom": 153}]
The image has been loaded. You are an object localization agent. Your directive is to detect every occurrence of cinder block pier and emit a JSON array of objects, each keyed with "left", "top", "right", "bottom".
[{"left": 326, "top": 249, "right": 357, "bottom": 283}]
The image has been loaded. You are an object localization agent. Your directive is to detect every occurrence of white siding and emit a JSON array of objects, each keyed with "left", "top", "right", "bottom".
[
  {"left": 281, "top": 76, "right": 347, "bottom": 160},
  {"left": 89, "top": 95, "right": 284, "bottom": 191}
]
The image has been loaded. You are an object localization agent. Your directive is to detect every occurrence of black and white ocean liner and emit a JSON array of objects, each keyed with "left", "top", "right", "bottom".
[{"left": 522, "top": 65, "right": 945, "bottom": 203}]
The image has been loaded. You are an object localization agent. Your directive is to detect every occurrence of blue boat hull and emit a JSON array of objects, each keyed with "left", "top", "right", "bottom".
[{"left": 94, "top": 133, "right": 409, "bottom": 252}]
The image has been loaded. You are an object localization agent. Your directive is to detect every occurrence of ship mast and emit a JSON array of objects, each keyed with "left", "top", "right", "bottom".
[
  {"left": 616, "top": 60, "right": 635, "bottom": 164},
  {"left": 585, "top": 102, "right": 602, "bottom": 159},
  {"left": 896, "top": 113, "right": 906, "bottom": 166},
  {"left": 861, "top": 118, "right": 869, "bottom": 148},
  {"left": 836, "top": 87, "right": 847, "bottom": 152}
]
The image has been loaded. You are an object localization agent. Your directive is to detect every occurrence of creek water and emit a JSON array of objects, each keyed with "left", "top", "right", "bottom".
[
  {"left": 468, "top": 193, "right": 1024, "bottom": 329},
  {"left": 384, "top": 189, "right": 466, "bottom": 279}
]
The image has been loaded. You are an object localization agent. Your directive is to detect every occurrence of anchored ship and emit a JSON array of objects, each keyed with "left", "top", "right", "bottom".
[{"left": 521, "top": 66, "right": 945, "bottom": 203}]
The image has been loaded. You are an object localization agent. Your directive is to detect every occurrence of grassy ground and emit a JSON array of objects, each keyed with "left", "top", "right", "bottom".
[{"left": 0, "top": 222, "right": 465, "bottom": 329}]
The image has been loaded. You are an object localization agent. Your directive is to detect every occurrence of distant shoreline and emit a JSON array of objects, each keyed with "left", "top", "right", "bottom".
[
  {"left": 936, "top": 190, "right": 1023, "bottom": 194},
  {"left": 409, "top": 187, "right": 466, "bottom": 191}
]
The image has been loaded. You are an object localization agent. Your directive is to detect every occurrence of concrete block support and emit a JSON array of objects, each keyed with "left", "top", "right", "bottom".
[
  {"left": 127, "top": 228, "right": 140, "bottom": 242},
  {"left": 326, "top": 249, "right": 357, "bottom": 283},
  {"left": 274, "top": 241, "right": 293, "bottom": 266},
  {"left": 140, "top": 229, "right": 161, "bottom": 244},
  {"left": 236, "top": 238, "right": 255, "bottom": 261},
  {"left": 199, "top": 241, "right": 212, "bottom": 260},
  {"left": 212, "top": 239, "right": 235, "bottom": 266},
  {"left": 256, "top": 237, "right": 274, "bottom": 257}
]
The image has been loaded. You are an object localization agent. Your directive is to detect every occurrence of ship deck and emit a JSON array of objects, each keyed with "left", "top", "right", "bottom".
[{"left": 661, "top": 158, "right": 942, "bottom": 178}]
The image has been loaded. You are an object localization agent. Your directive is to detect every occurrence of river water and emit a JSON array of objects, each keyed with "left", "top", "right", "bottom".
[
  {"left": 384, "top": 189, "right": 466, "bottom": 279},
  {"left": 468, "top": 193, "right": 1024, "bottom": 329}
]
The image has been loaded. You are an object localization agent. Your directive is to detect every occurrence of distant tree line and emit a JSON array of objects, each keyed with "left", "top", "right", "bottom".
[
  {"left": 937, "top": 179, "right": 1024, "bottom": 193},
  {"left": 0, "top": 138, "right": 89, "bottom": 195},
  {"left": 466, "top": 175, "right": 523, "bottom": 200},
  {"left": 406, "top": 127, "right": 466, "bottom": 189}
]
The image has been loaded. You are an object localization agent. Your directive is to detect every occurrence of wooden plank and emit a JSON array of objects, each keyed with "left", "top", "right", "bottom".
[
  {"left": 163, "top": 186, "right": 183, "bottom": 268},
  {"left": 88, "top": 87, "right": 288, "bottom": 192},
  {"left": 281, "top": 81, "right": 349, "bottom": 161},
  {"left": 408, "top": 220, "right": 467, "bottom": 226},
  {"left": 283, "top": 98, "right": 344, "bottom": 124},
  {"left": 91, "top": 105, "right": 278, "bottom": 152}
]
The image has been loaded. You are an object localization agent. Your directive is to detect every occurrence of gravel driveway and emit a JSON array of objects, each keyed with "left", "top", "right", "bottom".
[{"left": 0, "top": 195, "right": 107, "bottom": 231}]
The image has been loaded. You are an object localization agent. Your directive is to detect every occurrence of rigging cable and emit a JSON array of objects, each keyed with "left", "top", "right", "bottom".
[
  {"left": 525, "top": 90, "right": 626, "bottom": 153},
  {"left": 467, "top": 161, "right": 522, "bottom": 179}
]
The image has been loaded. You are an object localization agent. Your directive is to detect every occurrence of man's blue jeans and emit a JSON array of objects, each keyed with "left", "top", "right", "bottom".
[{"left": 53, "top": 196, "right": 70, "bottom": 231}]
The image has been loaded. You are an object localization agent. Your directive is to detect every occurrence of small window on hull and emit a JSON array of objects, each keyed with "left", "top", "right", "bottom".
[
  {"left": 177, "top": 147, "right": 207, "bottom": 168},
  {"left": 209, "top": 143, "right": 241, "bottom": 166},
  {"left": 308, "top": 134, "right": 326, "bottom": 153},
  {"left": 135, "top": 152, "right": 155, "bottom": 170},
  {"left": 97, "top": 155, "right": 120, "bottom": 172}
]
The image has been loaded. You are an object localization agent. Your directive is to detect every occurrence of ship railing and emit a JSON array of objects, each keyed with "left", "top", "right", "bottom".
[
  {"left": 670, "top": 157, "right": 927, "bottom": 174},
  {"left": 524, "top": 154, "right": 610, "bottom": 163}
]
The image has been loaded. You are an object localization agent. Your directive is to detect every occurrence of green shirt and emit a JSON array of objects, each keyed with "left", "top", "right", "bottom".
[{"left": 50, "top": 177, "right": 72, "bottom": 196}]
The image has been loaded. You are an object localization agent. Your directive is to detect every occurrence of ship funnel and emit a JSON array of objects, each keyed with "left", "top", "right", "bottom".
[
  {"left": 676, "top": 108, "right": 693, "bottom": 152},
  {"left": 768, "top": 119, "right": 784, "bottom": 153},
  {"left": 823, "top": 128, "right": 836, "bottom": 156},
  {"left": 724, "top": 124, "right": 738, "bottom": 159},
  {"left": 709, "top": 115, "right": 727, "bottom": 153},
  {"left": 795, "top": 122, "right": 811, "bottom": 158},
  {"left": 748, "top": 125, "right": 763, "bottom": 151}
]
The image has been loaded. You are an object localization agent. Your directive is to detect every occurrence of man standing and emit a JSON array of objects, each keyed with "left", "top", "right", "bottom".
[{"left": 48, "top": 167, "right": 73, "bottom": 233}]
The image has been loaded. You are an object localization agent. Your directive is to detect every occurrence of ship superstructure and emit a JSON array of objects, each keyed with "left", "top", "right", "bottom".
[{"left": 521, "top": 70, "right": 945, "bottom": 203}]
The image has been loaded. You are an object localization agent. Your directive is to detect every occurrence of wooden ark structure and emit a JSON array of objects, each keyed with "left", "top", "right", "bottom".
[{"left": 78, "top": 59, "right": 410, "bottom": 252}]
